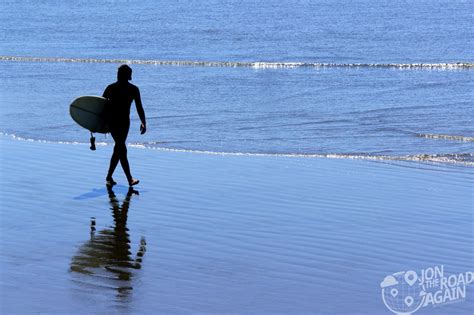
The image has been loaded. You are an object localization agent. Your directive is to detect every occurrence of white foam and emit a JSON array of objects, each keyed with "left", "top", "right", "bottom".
[
  {"left": 1, "top": 55, "right": 473, "bottom": 70},
  {"left": 418, "top": 133, "right": 474, "bottom": 142},
  {"left": 3, "top": 133, "right": 471, "bottom": 166}
]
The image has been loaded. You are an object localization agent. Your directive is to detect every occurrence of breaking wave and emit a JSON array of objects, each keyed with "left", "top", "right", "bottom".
[
  {"left": 3, "top": 133, "right": 473, "bottom": 166},
  {"left": 1, "top": 55, "right": 473, "bottom": 70},
  {"left": 417, "top": 133, "right": 474, "bottom": 142}
]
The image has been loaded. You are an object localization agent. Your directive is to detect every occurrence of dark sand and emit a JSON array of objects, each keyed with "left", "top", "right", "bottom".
[{"left": 0, "top": 136, "right": 472, "bottom": 314}]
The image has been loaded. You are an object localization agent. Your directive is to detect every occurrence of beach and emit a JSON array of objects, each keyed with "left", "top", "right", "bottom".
[
  {"left": 0, "top": 135, "right": 472, "bottom": 314},
  {"left": 1, "top": 0, "right": 473, "bottom": 313}
]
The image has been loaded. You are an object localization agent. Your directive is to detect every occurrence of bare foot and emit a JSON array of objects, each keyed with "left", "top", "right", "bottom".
[{"left": 129, "top": 179, "right": 140, "bottom": 186}]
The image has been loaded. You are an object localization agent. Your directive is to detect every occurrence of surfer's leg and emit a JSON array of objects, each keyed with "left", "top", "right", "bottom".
[
  {"left": 122, "top": 151, "right": 140, "bottom": 186},
  {"left": 107, "top": 143, "right": 120, "bottom": 180},
  {"left": 107, "top": 129, "right": 123, "bottom": 180},
  {"left": 119, "top": 143, "right": 133, "bottom": 182},
  {"left": 117, "top": 124, "right": 133, "bottom": 182}
]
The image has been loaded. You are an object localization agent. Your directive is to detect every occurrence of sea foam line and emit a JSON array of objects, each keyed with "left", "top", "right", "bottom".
[
  {"left": 132, "top": 146, "right": 474, "bottom": 166},
  {"left": 1, "top": 56, "right": 473, "bottom": 70},
  {"left": 2, "top": 133, "right": 473, "bottom": 166},
  {"left": 418, "top": 133, "right": 474, "bottom": 142}
]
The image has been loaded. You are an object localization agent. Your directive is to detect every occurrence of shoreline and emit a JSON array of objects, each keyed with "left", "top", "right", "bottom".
[
  {"left": 0, "top": 135, "right": 472, "bottom": 314},
  {"left": 2, "top": 133, "right": 473, "bottom": 167}
]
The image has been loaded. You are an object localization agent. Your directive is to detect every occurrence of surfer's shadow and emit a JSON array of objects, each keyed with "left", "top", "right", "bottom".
[{"left": 73, "top": 185, "right": 147, "bottom": 200}]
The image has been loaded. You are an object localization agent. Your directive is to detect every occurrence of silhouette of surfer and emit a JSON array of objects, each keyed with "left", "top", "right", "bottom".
[{"left": 103, "top": 65, "right": 146, "bottom": 186}]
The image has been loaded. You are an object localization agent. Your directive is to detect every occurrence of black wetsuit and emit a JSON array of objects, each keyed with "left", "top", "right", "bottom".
[{"left": 103, "top": 80, "right": 146, "bottom": 183}]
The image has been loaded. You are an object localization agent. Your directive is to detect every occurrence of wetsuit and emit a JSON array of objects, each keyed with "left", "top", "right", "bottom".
[{"left": 103, "top": 80, "right": 146, "bottom": 183}]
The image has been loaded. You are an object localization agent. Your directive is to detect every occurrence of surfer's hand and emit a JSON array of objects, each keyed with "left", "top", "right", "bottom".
[{"left": 140, "top": 123, "right": 146, "bottom": 135}]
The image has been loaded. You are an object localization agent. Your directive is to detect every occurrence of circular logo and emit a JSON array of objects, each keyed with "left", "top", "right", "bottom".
[{"left": 380, "top": 271, "right": 426, "bottom": 314}]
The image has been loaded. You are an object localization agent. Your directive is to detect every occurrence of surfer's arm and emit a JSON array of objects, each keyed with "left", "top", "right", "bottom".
[
  {"left": 134, "top": 88, "right": 146, "bottom": 126},
  {"left": 134, "top": 88, "right": 146, "bottom": 134}
]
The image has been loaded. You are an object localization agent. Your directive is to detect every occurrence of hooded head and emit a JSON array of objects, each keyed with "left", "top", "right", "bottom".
[{"left": 117, "top": 64, "right": 132, "bottom": 82}]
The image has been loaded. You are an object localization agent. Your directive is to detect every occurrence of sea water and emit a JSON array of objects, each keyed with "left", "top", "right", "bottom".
[{"left": 0, "top": 0, "right": 473, "bottom": 165}]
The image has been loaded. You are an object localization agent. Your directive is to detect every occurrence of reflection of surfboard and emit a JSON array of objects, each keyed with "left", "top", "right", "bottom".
[{"left": 70, "top": 96, "right": 110, "bottom": 133}]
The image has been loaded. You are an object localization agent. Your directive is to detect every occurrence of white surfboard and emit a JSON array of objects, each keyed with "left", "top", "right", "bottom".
[{"left": 70, "top": 96, "right": 110, "bottom": 133}]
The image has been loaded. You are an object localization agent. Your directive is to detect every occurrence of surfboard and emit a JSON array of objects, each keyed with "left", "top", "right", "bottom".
[{"left": 70, "top": 96, "right": 110, "bottom": 133}]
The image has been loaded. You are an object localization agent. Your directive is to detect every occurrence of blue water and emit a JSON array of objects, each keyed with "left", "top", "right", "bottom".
[{"left": 1, "top": 0, "right": 473, "bottom": 164}]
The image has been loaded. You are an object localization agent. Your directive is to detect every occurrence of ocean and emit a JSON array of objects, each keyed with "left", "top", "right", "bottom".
[{"left": 0, "top": 0, "right": 473, "bottom": 165}]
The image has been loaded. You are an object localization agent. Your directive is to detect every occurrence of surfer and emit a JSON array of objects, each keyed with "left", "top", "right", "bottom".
[{"left": 103, "top": 65, "right": 146, "bottom": 186}]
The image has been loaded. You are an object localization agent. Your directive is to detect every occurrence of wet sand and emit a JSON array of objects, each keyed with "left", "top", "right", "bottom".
[{"left": 0, "top": 135, "right": 472, "bottom": 314}]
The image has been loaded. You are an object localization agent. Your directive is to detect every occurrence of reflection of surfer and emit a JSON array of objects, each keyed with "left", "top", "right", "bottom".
[
  {"left": 70, "top": 187, "right": 146, "bottom": 299},
  {"left": 103, "top": 65, "right": 146, "bottom": 186}
]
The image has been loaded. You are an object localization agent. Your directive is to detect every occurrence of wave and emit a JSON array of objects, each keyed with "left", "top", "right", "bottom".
[
  {"left": 417, "top": 133, "right": 474, "bottom": 142},
  {"left": 132, "top": 145, "right": 474, "bottom": 166},
  {"left": 3, "top": 133, "right": 473, "bottom": 166},
  {"left": 1, "top": 55, "right": 473, "bottom": 70}
]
